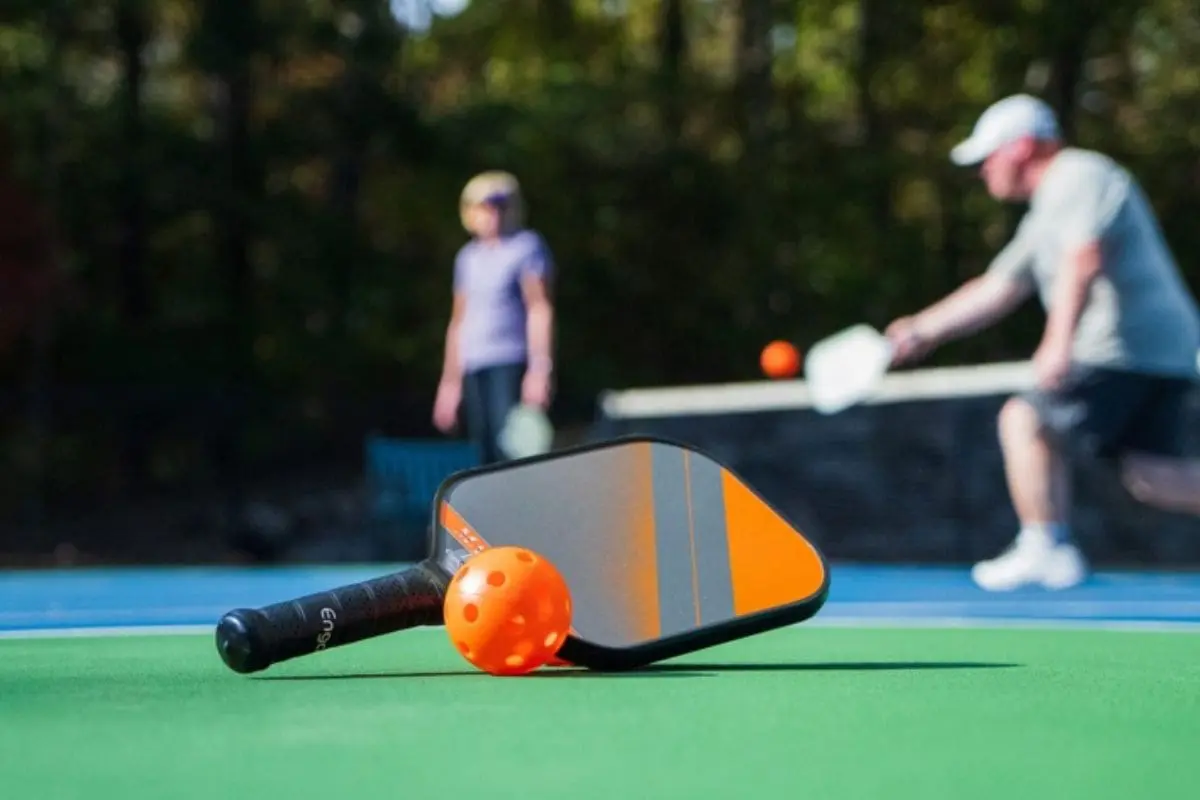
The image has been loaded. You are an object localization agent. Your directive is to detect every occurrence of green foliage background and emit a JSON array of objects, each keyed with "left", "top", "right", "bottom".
[{"left": 0, "top": 0, "right": 1197, "bottom": 524}]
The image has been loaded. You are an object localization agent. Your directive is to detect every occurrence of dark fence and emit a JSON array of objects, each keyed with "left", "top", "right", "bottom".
[
  {"left": 589, "top": 373, "right": 1200, "bottom": 568},
  {"left": 0, "top": 380, "right": 598, "bottom": 566}
]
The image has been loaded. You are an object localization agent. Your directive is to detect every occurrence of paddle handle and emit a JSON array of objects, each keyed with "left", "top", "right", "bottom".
[{"left": 214, "top": 560, "right": 449, "bottom": 674}]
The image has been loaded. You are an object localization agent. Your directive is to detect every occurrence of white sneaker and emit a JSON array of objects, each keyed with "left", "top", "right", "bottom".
[{"left": 971, "top": 529, "right": 1089, "bottom": 591}]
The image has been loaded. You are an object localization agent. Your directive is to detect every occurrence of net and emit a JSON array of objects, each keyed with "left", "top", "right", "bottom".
[
  {"left": 590, "top": 361, "right": 1200, "bottom": 568},
  {"left": 598, "top": 360, "right": 1033, "bottom": 419}
]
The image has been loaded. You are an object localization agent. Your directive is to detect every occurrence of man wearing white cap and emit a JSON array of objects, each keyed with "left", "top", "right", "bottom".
[{"left": 885, "top": 93, "right": 1200, "bottom": 591}]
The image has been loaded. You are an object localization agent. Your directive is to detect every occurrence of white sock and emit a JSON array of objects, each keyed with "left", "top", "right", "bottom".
[{"left": 1022, "top": 523, "right": 1071, "bottom": 547}]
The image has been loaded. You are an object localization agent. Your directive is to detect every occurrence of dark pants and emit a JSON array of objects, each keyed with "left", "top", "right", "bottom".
[
  {"left": 462, "top": 362, "right": 525, "bottom": 465},
  {"left": 1022, "top": 366, "right": 1195, "bottom": 461}
]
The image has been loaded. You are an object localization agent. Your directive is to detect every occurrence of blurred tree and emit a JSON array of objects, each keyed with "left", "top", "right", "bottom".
[{"left": 0, "top": 0, "right": 1197, "bottom": 527}]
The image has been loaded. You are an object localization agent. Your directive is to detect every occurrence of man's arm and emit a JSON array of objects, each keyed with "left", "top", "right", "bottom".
[
  {"left": 1029, "top": 158, "right": 1120, "bottom": 387},
  {"left": 889, "top": 220, "right": 1037, "bottom": 365},
  {"left": 1031, "top": 240, "right": 1103, "bottom": 388},
  {"left": 888, "top": 274, "right": 1033, "bottom": 366},
  {"left": 912, "top": 274, "right": 1033, "bottom": 345},
  {"left": 1042, "top": 241, "right": 1102, "bottom": 350}
]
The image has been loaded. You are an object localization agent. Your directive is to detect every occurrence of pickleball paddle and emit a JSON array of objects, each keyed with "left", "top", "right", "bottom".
[
  {"left": 498, "top": 403, "right": 554, "bottom": 460},
  {"left": 214, "top": 436, "right": 829, "bottom": 673},
  {"left": 804, "top": 323, "right": 894, "bottom": 415}
]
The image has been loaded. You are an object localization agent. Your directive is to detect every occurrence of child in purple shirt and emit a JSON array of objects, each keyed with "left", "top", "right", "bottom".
[{"left": 432, "top": 171, "right": 556, "bottom": 463}]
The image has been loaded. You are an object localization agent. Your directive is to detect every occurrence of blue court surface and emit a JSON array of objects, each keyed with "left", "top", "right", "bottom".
[{"left": 3, "top": 563, "right": 1200, "bottom": 636}]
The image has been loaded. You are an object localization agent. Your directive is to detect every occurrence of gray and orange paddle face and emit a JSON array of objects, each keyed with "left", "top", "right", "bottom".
[{"left": 430, "top": 437, "right": 829, "bottom": 670}]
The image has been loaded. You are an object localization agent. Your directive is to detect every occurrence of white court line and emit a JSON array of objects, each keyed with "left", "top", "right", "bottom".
[
  {"left": 805, "top": 617, "right": 1200, "bottom": 633},
  {"left": 0, "top": 625, "right": 211, "bottom": 640},
  {"left": 7, "top": 599, "right": 1198, "bottom": 627},
  {"left": 4, "top": 616, "right": 1200, "bottom": 642},
  {"left": 0, "top": 607, "right": 229, "bottom": 624},
  {"left": 823, "top": 600, "right": 1200, "bottom": 615}
]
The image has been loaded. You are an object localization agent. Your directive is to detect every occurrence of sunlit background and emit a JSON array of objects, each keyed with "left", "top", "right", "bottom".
[
  {"left": 389, "top": 0, "right": 469, "bottom": 30},
  {"left": 0, "top": 0, "right": 1196, "bottom": 567}
]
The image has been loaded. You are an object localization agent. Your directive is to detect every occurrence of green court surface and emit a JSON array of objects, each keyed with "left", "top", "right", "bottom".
[{"left": 4, "top": 626, "right": 1198, "bottom": 799}]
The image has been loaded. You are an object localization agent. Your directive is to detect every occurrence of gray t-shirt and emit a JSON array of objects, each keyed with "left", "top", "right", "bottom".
[{"left": 987, "top": 147, "right": 1200, "bottom": 379}]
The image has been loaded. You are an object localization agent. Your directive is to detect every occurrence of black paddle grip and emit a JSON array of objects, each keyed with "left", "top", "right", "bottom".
[{"left": 215, "top": 559, "right": 450, "bottom": 674}]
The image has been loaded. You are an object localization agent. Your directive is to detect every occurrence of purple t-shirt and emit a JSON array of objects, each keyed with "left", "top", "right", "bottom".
[{"left": 453, "top": 229, "right": 554, "bottom": 372}]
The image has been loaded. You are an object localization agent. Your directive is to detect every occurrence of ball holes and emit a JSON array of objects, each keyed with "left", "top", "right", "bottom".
[
  {"left": 516, "top": 551, "right": 535, "bottom": 563},
  {"left": 543, "top": 632, "right": 559, "bottom": 648},
  {"left": 462, "top": 603, "right": 479, "bottom": 623},
  {"left": 487, "top": 570, "right": 506, "bottom": 587},
  {"left": 456, "top": 641, "right": 472, "bottom": 658},
  {"left": 505, "top": 654, "right": 526, "bottom": 669},
  {"left": 511, "top": 614, "right": 526, "bottom": 627}
]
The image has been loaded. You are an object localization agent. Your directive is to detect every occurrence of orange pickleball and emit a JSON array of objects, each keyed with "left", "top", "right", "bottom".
[
  {"left": 761, "top": 340, "right": 801, "bottom": 379},
  {"left": 443, "top": 546, "right": 573, "bottom": 676}
]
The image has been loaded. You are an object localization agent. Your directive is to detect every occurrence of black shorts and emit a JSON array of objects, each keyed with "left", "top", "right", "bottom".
[{"left": 1020, "top": 367, "right": 1195, "bottom": 460}]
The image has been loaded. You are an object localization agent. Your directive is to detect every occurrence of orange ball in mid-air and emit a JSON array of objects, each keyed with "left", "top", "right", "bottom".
[
  {"left": 443, "top": 546, "right": 573, "bottom": 676},
  {"left": 761, "top": 340, "right": 801, "bottom": 379}
]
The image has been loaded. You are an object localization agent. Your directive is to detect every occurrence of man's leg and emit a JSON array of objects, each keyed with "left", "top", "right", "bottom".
[
  {"left": 1117, "top": 378, "right": 1200, "bottom": 516},
  {"left": 998, "top": 397, "right": 1073, "bottom": 531},
  {"left": 1121, "top": 455, "right": 1200, "bottom": 515},
  {"left": 972, "top": 396, "right": 1088, "bottom": 591}
]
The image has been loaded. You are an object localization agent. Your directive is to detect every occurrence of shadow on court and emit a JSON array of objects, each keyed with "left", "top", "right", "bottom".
[
  {"left": 257, "top": 670, "right": 702, "bottom": 680},
  {"left": 256, "top": 661, "right": 1019, "bottom": 681},
  {"left": 533, "top": 661, "right": 1021, "bottom": 678},
  {"left": 634, "top": 660, "right": 1018, "bottom": 674}
]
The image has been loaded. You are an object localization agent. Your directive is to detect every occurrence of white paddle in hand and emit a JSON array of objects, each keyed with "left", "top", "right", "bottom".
[
  {"left": 498, "top": 404, "right": 555, "bottom": 460},
  {"left": 804, "top": 324, "right": 894, "bottom": 414}
]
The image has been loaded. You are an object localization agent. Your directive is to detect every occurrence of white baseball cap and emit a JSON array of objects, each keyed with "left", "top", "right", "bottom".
[{"left": 950, "top": 94, "right": 1061, "bottom": 166}]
